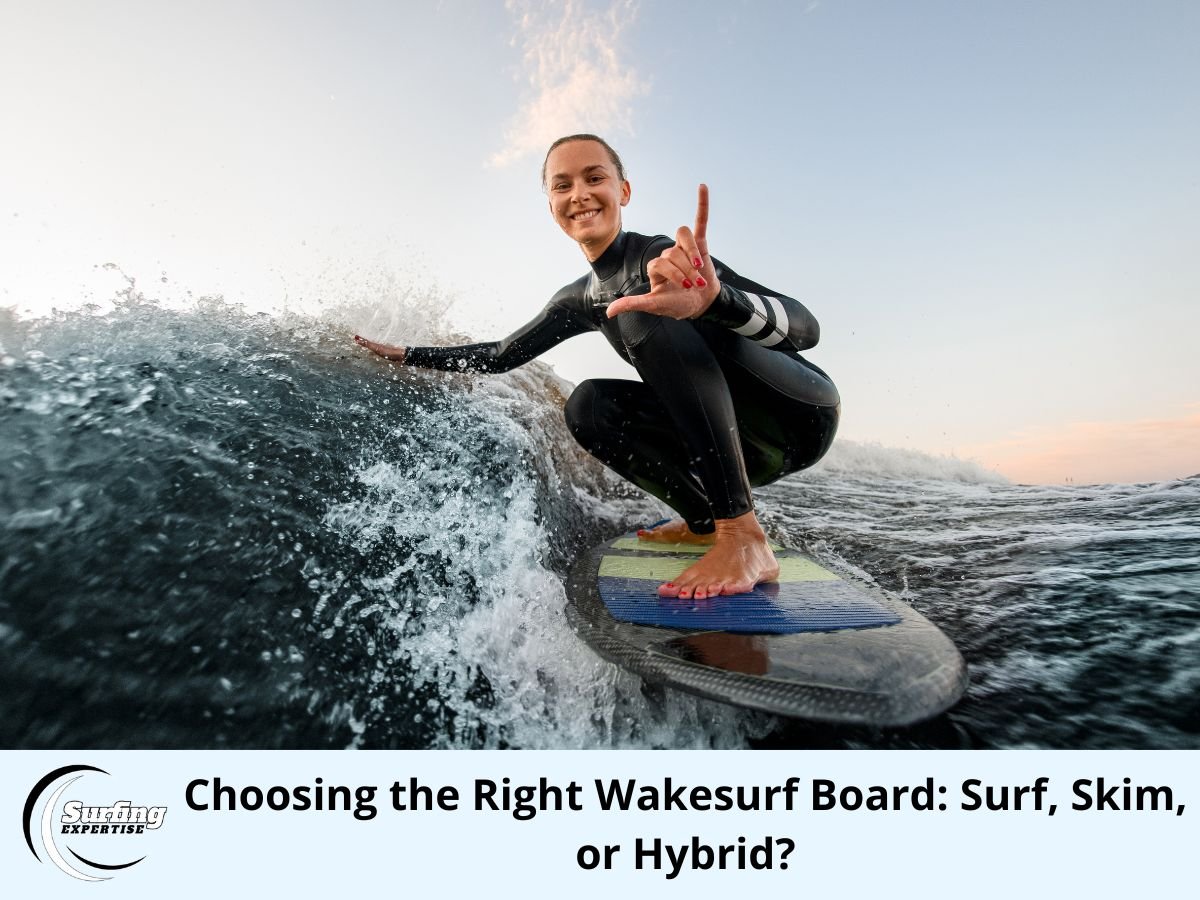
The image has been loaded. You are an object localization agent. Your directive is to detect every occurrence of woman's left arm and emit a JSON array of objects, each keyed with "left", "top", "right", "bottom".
[
  {"left": 702, "top": 262, "right": 820, "bottom": 352},
  {"left": 605, "top": 185, "right": 820, "bottom": 352}
]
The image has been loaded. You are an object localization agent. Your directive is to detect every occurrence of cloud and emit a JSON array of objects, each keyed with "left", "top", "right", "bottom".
[
  {"left": 957, "top": 407, "right": 1200, "bottom": 485},
  {"left": 489, "top": 0, "right": 646, "bottom": 169}
]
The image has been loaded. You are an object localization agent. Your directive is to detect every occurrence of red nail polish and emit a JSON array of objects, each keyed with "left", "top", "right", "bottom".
[
  {"left": 695, "top": 277, "right": 706, "bottom": 288},
  {"left": 637, "top": 530, "right": 646, "bottom": 536},
  {"left": 666, "top": 582, "right": 675, "bottom": 587},
  {"left": 693, "top": 257, "right": 702, "bottom": 268},
  {"left": 682, "top": 279, "right": 693, "bottom": 289}
]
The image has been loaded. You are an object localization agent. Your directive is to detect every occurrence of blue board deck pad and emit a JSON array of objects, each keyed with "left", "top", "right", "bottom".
[
  {"left": 597, "top": 536, "right": 900, "bottom": 633},
  {"left": 598, "top": 576, "right": 902, "bottom": 633},
  {"left": 564, "top": 533, "right": 968, "bottom": 725}
]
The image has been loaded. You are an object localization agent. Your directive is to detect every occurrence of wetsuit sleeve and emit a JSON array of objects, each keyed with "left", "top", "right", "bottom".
[
  {"left": 703, "top": 259, "right": 820, "bottom": 352},
  {"left": 403, "top": 283, "right": 593, "bottom": 374},
  {"left": 639, "top": 236, "right": 819, "bottom": 352}
]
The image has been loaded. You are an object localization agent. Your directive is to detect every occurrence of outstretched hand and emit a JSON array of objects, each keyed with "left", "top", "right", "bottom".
[
  {"left": 353, "top": 334, "right": 406, "bottom": 362},
  {"left": 606, "top": 184, "right": 720, "bottom": 320}
]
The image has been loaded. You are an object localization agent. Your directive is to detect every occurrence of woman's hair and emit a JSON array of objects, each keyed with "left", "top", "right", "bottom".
[{"left": 541, "top": 134, "right": 627, "bottom": 189}]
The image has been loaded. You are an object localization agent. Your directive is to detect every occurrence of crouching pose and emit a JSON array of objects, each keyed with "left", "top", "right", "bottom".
[{"left": 356, "top": 134, "right": 839, "bottom": 600}]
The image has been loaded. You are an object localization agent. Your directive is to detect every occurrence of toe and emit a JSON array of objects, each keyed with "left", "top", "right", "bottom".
[{"left": 657, "top": 581, "right": 680, "bottom": 598}]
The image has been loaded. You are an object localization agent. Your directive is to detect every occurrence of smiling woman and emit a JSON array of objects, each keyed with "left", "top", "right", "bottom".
[{"left": 355, "top": 134, "right": 841, "bottom": 599}]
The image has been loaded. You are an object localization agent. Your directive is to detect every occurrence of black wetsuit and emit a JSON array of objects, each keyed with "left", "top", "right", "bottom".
[{"left": 405, "top": 231, "right": 840, "bottom": 533}]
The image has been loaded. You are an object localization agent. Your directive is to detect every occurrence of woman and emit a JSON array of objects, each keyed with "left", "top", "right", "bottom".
[{"left": 355, "top": 134, "right": 839, "bottom": 601}]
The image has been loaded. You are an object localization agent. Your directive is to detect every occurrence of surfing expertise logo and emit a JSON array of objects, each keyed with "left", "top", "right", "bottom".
[{"left": 23, "top": 764, "right": 167, "bottom": 882}]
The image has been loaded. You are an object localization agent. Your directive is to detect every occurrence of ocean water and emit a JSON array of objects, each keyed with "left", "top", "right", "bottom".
[{"left": 2, "top": 286, "right": 1197, "bottom": 749}]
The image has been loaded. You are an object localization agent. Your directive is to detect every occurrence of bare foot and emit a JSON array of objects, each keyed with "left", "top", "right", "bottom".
[
  {"left": 637, "top": 518, "right": 715, "bottom": 545},
  {"left": 656, "top": 511, "right": 779, "bottom": 599}
]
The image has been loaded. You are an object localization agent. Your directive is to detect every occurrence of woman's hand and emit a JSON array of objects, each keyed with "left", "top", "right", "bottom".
[
  {"left": 353, "top": 334, "right": 406, "bottom": 362},
  {"left": 606, "top": 184, "right": 720, "bottom": 320}
]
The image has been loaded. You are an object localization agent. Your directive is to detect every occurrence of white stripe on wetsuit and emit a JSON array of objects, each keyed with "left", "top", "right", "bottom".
[{"left": 731, "top": 291, "right": 789, "bottom": 347}]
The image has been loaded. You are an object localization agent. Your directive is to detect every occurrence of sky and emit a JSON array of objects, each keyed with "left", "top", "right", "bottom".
[{"left": 1, "top": 0, "right": 1197, "bottom": 484}]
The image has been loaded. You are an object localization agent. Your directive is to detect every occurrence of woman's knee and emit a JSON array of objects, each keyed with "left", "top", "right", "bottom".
[
  {"left": 565, "top": 380, "right": 627, "bottom": 448},
  {"left": 564, "top": 381, "right": 597, "bottom": 443},
  {"left": 616, "top": 309, "right": 666, "bottom": 350}
]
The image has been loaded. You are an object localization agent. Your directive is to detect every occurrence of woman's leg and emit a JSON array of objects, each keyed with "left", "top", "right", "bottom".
[
  {"left": 710, "top": 320, "right": 841, "bottom": 489},
  {"left": 563, "top": 378, "right": 715, "bottom": 533},
  {"left": 615, "top": 312, "right": 755, "bottom": 526},
  {"left": 567, "top": 313, "right": 839, "bottom": 598},
  {"left": 609, "top": 313, "right": 776, "bottom": 598}
]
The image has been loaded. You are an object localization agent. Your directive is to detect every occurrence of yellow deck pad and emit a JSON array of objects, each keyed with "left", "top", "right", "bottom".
[
  {"left": 598, "top": 554, "right": 840, "bottom": 582},
  {"left": 610, "top": 537, "right": 784, "bottom": 554}
]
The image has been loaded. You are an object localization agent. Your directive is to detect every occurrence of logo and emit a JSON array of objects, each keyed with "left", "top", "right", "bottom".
[{"left": 23, "top": 765, "right": 167, "bottom": 882}]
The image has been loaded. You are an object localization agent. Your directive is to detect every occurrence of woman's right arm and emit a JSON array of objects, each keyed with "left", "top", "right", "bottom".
[
  {"left": 355, "top": 280, "right": 593, "bottom": 374},
  {"left": 353, "top": 335, "right": 407, "bottom": 361}
]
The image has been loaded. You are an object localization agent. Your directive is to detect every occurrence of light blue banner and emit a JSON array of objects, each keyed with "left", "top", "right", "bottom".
[{"left": 4, "top": 750, "right": 1195, "bottom": 897}]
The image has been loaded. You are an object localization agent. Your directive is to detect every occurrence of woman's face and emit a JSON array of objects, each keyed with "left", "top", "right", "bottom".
[{"left": 545, "top": 140, "right": 630, "bottom": 257}]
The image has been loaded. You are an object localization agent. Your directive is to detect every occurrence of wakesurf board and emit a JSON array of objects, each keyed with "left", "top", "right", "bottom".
[{"left": 564, "top": 533, "right": 967, "bottom": 726}]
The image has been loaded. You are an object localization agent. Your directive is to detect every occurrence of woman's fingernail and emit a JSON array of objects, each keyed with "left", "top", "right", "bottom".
[
  {"left": 682, "top": 279, "right": 693, "bottom": 289},
  {"left": 693, "top": 257, "right": 702, "bottom": 268},
  {"left": 695, "top": 277, "right": 707, "bottom": 288}
]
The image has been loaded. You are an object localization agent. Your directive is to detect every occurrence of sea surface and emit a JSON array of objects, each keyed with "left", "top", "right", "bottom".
[{"left": 2, "top": 287, "right": 1197, "bottom": 749}]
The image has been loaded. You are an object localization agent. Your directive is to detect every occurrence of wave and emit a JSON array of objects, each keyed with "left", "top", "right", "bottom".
[
  {"left": 0, "top": 284, "right": 771, "bottom": 748},
  {"left": 3, "top": 274, "right": 1196, "bottom": 749},
  {"left": 809, "top": 439, "right": 1010, "bottom": 485}
]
